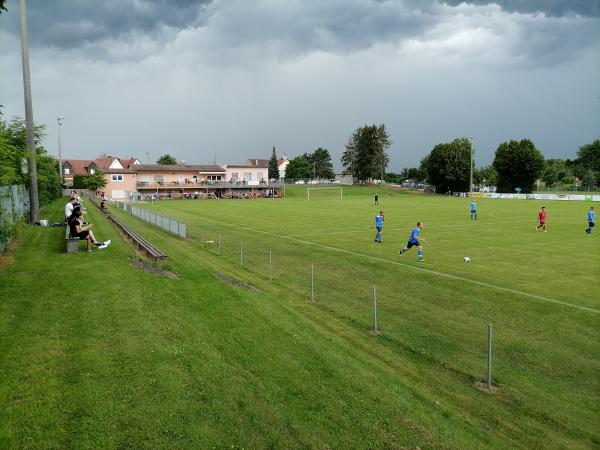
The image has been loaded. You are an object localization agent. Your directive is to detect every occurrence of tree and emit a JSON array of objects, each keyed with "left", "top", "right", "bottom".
[
  {"left": 284, "top": 156, "right": 312, "bottom": 180},
  {"left": 303, "top": 147, "right": 335, "bottom": 179},
  {"left": 72, "top": 175, "right": 88, "bottom": 189},
  {"left": 157, "top": 154, "right": 177, "bottom": 165},
  {"left": 268, "top": 146, "right": 279, "bottom": 180},
  {"left": 581, "top": 169, "right": 597, "bottom": 189},
  {"left": 493, "top": 139, "right": 545, "bottom": 193},
  {"left": 576, "top": 140, "right": 600, "bottom": 173},
  {"left": 400, "top": 167, "right": 426, "bottom": 182},
  {"left": 341, "top": 124, "right": 391, "bottom": 183},
  {"left": 0, "top": 115, "right": 61, "bottom": 205},
  {"left": 474, "top": 165, "right": 497, "bottom": 187},
  {"left": 420, "top": 137, "right": 471, "bottom": 193},
  {"left": 85, "top": 170, "right": 108, "bottom": 191}
]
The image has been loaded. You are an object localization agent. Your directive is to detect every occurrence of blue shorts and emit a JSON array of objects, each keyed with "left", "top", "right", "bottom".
[{"left": 407, "top": 240, "right": 420, "bottom": 248}]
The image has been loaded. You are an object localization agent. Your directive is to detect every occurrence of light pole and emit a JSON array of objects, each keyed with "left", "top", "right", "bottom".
[
  {"left": 19, "top": 0, "right": 40, "bottom": 222},
  {"left": 57, "top": 115, "right": 64, "bottom": 185},
  {"left": 468, "top": 136, "right": 474, "bottom": 194}
]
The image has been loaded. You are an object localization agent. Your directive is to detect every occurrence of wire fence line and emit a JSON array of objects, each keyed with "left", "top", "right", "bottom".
[
  {"left": 113, "top": 201, "right": 188, "bottom": 239},
  {"left": 182, "top": 214, "right": 504, "bottom": 385},
  {"left": 0, "top": 185, "right": 29, "bottom": 254},
  {"left": 113, "top": 203, "right": 594, "bottom": 400}
]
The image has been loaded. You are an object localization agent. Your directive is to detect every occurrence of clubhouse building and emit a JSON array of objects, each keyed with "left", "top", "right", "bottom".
[{"left": 62, "top": 155, "right": 287, "bottom": 201}]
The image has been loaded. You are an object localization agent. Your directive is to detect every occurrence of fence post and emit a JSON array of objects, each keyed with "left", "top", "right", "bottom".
[
  {"left": 310, "top": 263, "right": 315, "bottom": 302},
  {"left": 487, "top": 323, "right": 493, "bottom": 389},
  {"left": 269, "top": 250, "right": 272, "bottom": 282},
  {"left": 372, "top": 285, "right": 379, "bottom": 334}
]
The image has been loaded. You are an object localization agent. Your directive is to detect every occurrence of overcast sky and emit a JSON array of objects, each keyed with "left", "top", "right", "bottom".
[{"left": 1, "top": 0, "right": 599, "bottom": 171}]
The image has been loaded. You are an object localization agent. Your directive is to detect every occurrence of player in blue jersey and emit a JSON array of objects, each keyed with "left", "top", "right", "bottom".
[
  {"left": 470, "top": 200, "right": 477, "bottom": 220},
  {"left": 372, "top": 210, "right": 384, "bottom": 242},
  {"left": 399, "top": 222, "right": 425, "bottom": 262},
  {"left": 586, "top": 206, "right": 595, "bottom": 234}
]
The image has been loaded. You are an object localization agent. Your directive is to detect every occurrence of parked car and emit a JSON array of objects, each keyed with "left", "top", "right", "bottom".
[{"left": 294, "top": 180, "right": 305, "bottom": 184}]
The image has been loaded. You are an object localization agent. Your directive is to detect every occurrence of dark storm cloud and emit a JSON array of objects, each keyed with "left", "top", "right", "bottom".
[
  {"left": 2, "top": 0, "right": 212, "bottom": 48},
  {"left": 442, "top": 0, "right": 600, "bottom": 17}
]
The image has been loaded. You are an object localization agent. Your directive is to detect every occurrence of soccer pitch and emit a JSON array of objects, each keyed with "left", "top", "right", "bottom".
[{"left": 128, "top": 185, "right": 599, "bottom": 446}]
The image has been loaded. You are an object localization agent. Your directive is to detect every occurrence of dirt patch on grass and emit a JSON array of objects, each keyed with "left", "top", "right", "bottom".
[
  {"left": 0, "top": 237, "right": 20, "bottom": 270},
  {"left": 131, "top": 259, "right": 178, "bottom": 279},
  {"left": 217, "top": 273, "right": 259, "bottom": 291},
  {"left": 474, "top": 380, "right": 500, "bottom": 394}
]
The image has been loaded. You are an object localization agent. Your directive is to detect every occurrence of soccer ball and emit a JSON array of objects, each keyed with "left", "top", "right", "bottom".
[{"left": 463, "top": 256, "right": 470, "bottom": 263}]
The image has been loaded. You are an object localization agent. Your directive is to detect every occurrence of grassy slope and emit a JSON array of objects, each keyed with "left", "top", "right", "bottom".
[{"left": 0, "top": 190, "right": 598, "bottom": 449}]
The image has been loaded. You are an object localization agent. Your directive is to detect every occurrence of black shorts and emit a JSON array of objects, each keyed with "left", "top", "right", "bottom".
[
  {"left": 407, "top": 240, "right": 420, "bottom": 249},
  {"left": 376, "top": 226, "right": 382, "bottom": 232},
  {"left": 74, "top": 230, "right": 89, "bottom": 239},
  {"left": 589, "top": 221, "right": 595, "bottom": 228}
]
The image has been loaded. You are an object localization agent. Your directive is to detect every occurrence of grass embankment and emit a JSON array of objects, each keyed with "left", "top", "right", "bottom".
[{"left": 0, "top": 191, "right": 598, "bottom": 449}]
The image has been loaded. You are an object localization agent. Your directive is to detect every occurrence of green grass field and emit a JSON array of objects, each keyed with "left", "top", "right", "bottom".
[{"left": 1, "top": 185, "right": 598, "bottom": 449}]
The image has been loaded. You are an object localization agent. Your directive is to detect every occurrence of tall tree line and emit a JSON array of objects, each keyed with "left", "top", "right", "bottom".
[{"left": 341, "top": 124, "right": 390, "bottom": 183}]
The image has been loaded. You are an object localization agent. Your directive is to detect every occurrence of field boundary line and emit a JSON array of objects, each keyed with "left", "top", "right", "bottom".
[{"left": 174, "top": 210, "right": 600, "bottom": 314}]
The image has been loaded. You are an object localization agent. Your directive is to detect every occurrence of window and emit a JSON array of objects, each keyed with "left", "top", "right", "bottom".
[
  {"left": 208, "top": 175, "right": 221, "bottom": 181},
  {"left": 63, "top": 168, "right": 70, "bottom": 175},
  {"left": 243, "top": 173, "right": 252, "bottom": 181},
  {"left": 257, "top": 172, "right": 264, "bottom": 180},
  {"left": 111, "top": 174, "right": 123, "bottom": 181},
  {"left": 231, "top": 172, "right": 239, "bottom": 181},
  {"left": 89, "top": 168, "right": 95, "bottom": 174}
]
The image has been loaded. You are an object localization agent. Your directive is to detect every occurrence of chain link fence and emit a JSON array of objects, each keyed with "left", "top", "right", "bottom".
[
  {"left": 0, "top": 185, "right": 30, "bottom": 254},
  {"left": 113, "top": 201, "right": 187, "bottom": 239}
]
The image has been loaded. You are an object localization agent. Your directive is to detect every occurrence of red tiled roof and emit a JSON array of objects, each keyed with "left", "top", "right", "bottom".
[
  {"left": 246, "top": 159, "right": 270, "bottom": 167},
  {"left": 93, "top": 157, "right": 123, "bottom": 170},
  {"left": 63, "top": 159, "right": 92, "bottom": 176},
  {"left": 135, "top": 164, "right": 226, "bottom": 173}
]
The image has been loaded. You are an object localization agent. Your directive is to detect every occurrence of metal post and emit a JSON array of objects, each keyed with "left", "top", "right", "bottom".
[
  {"left": 469, "top": 136, "right": 474, "bottom": 194},
  {"left": 487, "top": 323, "right": 493, "bottom": 389},
  {"left": 372, "top": 285, "right": 378, "bottom": 334},
  {"left": 218, "top": 234, "right": 221, "bottom": 256},
  {"left": 240, "top": 241, "right": 243, "bottom": 267},
  {"left": 269, "top": 250, "right": 272, "bottom": 282},
  {"left": 19, "top": 0, "right": 40, "bottom": 223},
  {"left": 310, "top": 263, "right": 314, "bottom": 302},
  {"left": 57, "top": 115, "right": 63, "bottom": 185}
]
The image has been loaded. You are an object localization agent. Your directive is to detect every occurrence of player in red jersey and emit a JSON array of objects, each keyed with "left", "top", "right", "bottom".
[{"left": 536, "top": 206, "right": 548, "bottom": 232}]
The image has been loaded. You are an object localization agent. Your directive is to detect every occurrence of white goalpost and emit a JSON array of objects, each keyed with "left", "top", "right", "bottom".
[{"left": 306, "top": 187, "right": 343, "bottom": 201}]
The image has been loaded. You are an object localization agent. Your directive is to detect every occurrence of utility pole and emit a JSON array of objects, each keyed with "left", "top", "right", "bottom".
[
  {"left": 57, "top": 116, "right": 64, "bottom": 185},
  {"left": 469, "top": 136, "right": 474, "bottom": 194},
  {"left": 19, "top": 0, "right": 40, "bottom": 223}
]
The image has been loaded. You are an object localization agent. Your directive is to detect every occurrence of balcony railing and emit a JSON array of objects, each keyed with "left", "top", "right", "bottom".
[{"left": 136, "top": 180, "right": 283, "bottom": 189}]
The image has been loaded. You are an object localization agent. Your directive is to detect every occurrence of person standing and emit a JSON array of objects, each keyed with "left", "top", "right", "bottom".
[
  {"left": 374, "top": 193, "right": 379, "bottom": 205},
  {"left": 536, "top": 206, "right": 548, "bottom": 232},
  {"left": 586, "top": 206, "right": 595, "bottom": 234},
  {"left": 470, "top": 200, "right": 477, "bottom": 220},
  {"left": 399, "top": 222, "right": 425, "bottom": 262},
  {"left": 372, "top": 211, "right": 384, "bottom": 243}
]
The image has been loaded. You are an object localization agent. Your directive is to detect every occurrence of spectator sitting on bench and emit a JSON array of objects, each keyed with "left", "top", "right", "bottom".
[
  {"left": 65, "top": 196, "right": 77, "bottom": 224},
  {"left": 68, "top": 210, "right": 109, "bottom": 251}
]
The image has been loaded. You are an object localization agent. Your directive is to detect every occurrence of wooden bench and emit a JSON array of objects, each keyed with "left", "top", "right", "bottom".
[
  {"left": 65, "top": 225, "right": 80, "bottom": 253},
  {"left": 86, "top": 195, "right": 167, "bottom": 264}
]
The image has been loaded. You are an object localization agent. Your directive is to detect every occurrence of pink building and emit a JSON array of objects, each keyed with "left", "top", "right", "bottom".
[{"left": 64, "top": 155, "right": 283, "bottom": 200}]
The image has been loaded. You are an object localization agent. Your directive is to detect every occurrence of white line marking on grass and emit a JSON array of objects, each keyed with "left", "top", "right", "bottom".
[
  {"left": 174, "top": 210, "right": 600, "bottom": 314},
  {"left": 290, "top": 220, "right": 540, "bottom": 238}
]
